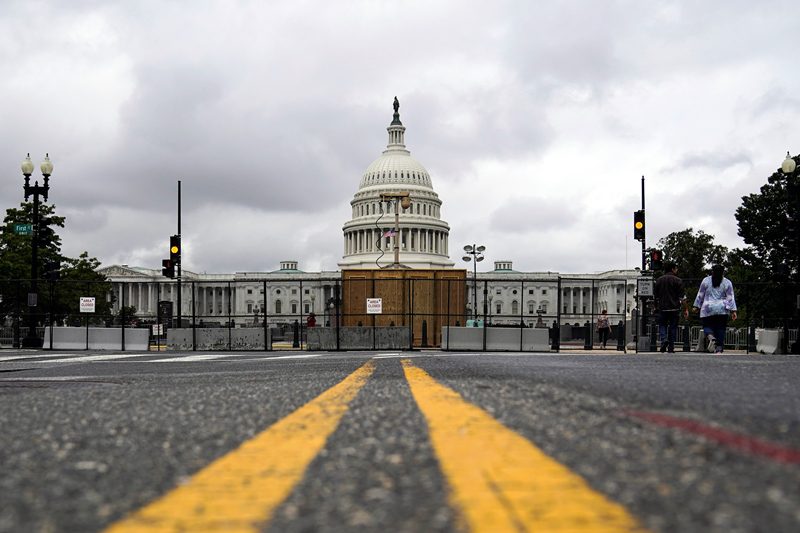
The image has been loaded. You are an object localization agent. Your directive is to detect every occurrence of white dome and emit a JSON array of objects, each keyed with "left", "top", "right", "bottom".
[
  {"left": 340, "top": 98, "right": 453, "bottom": 270},
  {"left": 359, "top": 152, "right": 433, "bottom": 189}
]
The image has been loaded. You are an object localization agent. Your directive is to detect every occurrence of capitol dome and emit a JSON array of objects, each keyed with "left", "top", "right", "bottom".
[{"left": 339, "top": 98, "right": 453, "bottom": 270}]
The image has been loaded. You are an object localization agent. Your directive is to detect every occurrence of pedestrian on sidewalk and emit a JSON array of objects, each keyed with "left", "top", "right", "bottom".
[
  {"left": 654, "top": 261, "right": 688, "bottom": 353},
  {"left": 692, "top": 264, "right": 737, "bottom": 353},
  {"left": 596, "top": 309, "right": 612, "bottom": 349}
]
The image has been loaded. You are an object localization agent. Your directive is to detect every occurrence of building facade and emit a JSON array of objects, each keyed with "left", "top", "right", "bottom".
[{"left": 98, "top": 99, "right": 640, "bottom": 327}]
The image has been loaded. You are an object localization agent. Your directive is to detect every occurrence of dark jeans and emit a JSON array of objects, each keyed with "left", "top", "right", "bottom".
[
  {"left": 701, "top": 314, "right": 728, "bottom": 352},
  {"left": 658, "top": 310, "right": 680, "bottom": 349},
  {"left": 598, "top": 327, "right": 611, "bottom": 347}
]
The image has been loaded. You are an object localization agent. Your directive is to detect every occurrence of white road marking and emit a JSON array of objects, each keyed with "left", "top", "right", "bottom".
[
  {"left": 0, "top": 352, "right": 159, "bottom": 363},
  {"left": 148, "top": 352, "right": 328, "bottom": 362}
]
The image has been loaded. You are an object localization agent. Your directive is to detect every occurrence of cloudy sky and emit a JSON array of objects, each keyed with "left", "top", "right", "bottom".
[{"left": 2, "top": 0, "right": 799, "bottom": 275}]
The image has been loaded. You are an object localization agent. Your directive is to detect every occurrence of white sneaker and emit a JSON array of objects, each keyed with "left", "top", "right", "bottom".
[{"left": 706, "top": 335, "right": 716, "bottom": 353}]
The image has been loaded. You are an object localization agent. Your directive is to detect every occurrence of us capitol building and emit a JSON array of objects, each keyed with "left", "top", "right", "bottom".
[{"left": 99, "top": 99, "right": 638, "bottom": 326}]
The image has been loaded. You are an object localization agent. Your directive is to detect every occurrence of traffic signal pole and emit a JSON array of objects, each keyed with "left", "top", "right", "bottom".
[
  {"left": 177, "top": 180, "right": 182, "bottom": 327},
  {"left": 640, "top": 175, "right": 648, "bottom": 348}
]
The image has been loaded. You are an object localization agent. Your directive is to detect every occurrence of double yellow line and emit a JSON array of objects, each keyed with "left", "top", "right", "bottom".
[{"left": 106, "top": 359, "right": 646, "bottom": 532}]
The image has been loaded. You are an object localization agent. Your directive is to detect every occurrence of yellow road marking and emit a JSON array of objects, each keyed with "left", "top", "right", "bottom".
[
  {"left": 402, "top": 359, "right": 647, "bottom": 532},
  {"left": 105, "top": 360, "right": 376, "bottom": 532}
]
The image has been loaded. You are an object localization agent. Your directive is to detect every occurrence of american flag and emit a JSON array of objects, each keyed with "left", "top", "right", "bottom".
[{"left": 383, "top": 229, "right": 397, "bottom": 237}]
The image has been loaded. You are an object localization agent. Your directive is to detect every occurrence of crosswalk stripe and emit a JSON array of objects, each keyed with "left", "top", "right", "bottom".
[
  {"left": 104, "top": 360, "right": 376, "bottom": 532},
  {"left": 0, "top": 353, "right": 161, "bottom": 363},
  {"left": 401, "top": 359, "right": 647, "bottom": 532}
]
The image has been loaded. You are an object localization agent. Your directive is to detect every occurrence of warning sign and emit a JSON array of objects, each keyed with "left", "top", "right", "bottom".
[
  {"left": 79, "top": 297, "right": 96, "bottom": 313},
  {"left": 366, "top": 298, "right": 383, "bottom": 314}
]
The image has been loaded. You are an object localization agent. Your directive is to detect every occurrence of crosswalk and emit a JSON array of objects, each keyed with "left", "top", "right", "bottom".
[{"left": 0, "top": 351, "right": 331, "bottom": 364}]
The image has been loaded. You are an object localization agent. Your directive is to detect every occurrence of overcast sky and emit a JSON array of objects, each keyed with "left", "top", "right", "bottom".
[{"left": 2, "top": 0, "right": 799, "bottom": 275}]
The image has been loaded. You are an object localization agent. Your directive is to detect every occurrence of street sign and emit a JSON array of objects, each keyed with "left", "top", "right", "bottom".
[
  {"left": 27, "top": 293, "right": 37, "bottom": 307},
  {"left": 366, "top": 298, "right": 383, "bottom": 314},
  {"left": 637, "top": 278, "right": 654, "bottom": 298},
  {"left": 80, "top": 297, "right": 96, "bottom": 313},
  {"left": 14, "top": 224, "right": 33, "bottom": 236}
]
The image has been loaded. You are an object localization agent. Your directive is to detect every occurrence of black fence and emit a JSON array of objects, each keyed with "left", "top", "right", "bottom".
[{"left": 0, "top": 276, "right": 797, "bottom": 352}]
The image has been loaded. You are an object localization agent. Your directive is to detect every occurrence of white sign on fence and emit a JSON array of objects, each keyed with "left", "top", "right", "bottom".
[
  {"left": 366, "top": 298, "right": 383, "bottom": 314},
  {"left": 79, "top": 297, "right": 96, "bottom": 313},
  {"left": 637, "top": 278, "right": 654, "bottom": 298},
  {"left": 152, "top": 324, "right": 164, "bottom": 335}
]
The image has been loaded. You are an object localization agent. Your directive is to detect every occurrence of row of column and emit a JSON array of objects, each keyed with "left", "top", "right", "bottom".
[
  {"left": 114, "top": 282, "right": 236, "bottom": 317},
  {"left": 345, "top": 228, "right": 449, "bottom": 255}
]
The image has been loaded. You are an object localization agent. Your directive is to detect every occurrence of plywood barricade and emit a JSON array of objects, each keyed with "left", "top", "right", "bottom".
[{"left": 341, "top": 269, "right": 467, "bottom": 348}]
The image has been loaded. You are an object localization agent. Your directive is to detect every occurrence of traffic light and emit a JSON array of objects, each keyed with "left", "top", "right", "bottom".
[
  {"left": 650, "top": 249, "right": 663, "bottom": 271},
  {"left": 170, "top": 234, "right": 181, "bottom": 263},
  {"left": 633, "top": 210, "right": 645, "bottom": 241},
  {"left": 162, "top": 259, "right": 175, "bottom": 279}
]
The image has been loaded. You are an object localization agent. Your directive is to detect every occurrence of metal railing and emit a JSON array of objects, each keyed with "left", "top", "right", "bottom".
[{"left": 1, "top": 276, "right": 797, "bottom": 352}]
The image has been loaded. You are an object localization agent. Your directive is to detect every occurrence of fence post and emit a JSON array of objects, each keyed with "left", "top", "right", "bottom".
[
  {"left": 616, "top": 320, "right": 624, "bottom": 351},
  {"left": 649, "top": 321, "right": 658, "bottom": 352},
  {"left": 553, "top": 277, "right": 561, "bottom": 352},
  {"left": 121, "top": 280, "right": 126, "bottom": 351},
  {"left": 192, "top": 281, "right": 197, "bottom": 351},
  {"left": 482, "top": 280, "right": 488, "bottom": 351},
  {"left": 584, "top": 321, "right": 592, "bottom": 349},
  {"left": 683, "top": 322, "right": 691, "bottom": 352}
]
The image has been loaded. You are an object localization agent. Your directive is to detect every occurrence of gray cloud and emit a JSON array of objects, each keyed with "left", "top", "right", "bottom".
[{"left": 2, "top": 0, "right": 799, "bottom": 275}]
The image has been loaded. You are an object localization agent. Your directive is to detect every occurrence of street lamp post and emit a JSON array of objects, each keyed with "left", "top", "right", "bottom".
[
  {"left": 780, "top": 151, "right": 799, "bottom": 353},
  {"left": 462, "top": 245, "right": 485, "bottom": 323},
  {"left": 20, "top": 153, "right": 53, "bottom": 348}
]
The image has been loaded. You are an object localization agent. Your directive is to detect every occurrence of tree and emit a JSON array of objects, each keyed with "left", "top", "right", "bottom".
[
  {"left": 0, "top": 202, "right": 64, "bottom": 281},
  {"left": 656, "top": 228, "right": 728, "bottom": 283},
  {"left": 0, "top": 203, "right": 113, "bottom": 325},
  {"left": 735, "top": 155, "right": 800, "bottom": 281}
]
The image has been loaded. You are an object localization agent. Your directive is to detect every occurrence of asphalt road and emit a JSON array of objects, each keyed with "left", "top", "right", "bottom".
[{"left": 1, "top": 349, "right": 799, "bottom": 532}]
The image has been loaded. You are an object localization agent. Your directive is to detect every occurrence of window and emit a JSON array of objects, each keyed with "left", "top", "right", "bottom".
[
  {"left": 275, "top": 300, "right": 282, "bottom": 314},
  {"left": 292, "top": 303, "right": 297, "bottom": 314},
  {"left": 304, "top": 303, "right": 310, "bottom": 313},
  {"left": 563, "top": 305, "right": 567, "bottom": 313},
  {"left": 512, "top": 290, "right": 517, "bottom": 295},
  {"left": 247, "top": 303, "right": 253, "bottom": 313},
  {"left": 496, "top": 289, "right": 501, "bottom": 295},
  {"left": 496, "top": 303, "right": 502, "bottom": 314},
  {"left": 247, "top": 289, "right": 253, "bottom": 294},
  {"left": 276, "top": 289, "right": 281, "bottom": 294},
  {"left": 292, "top": 289, "right": 297, "bottom": 295},
  {"left": 511, "top": 301, "right": 519, "bottom": 314},
  {"left": 304, "top": 289, "right": 309, "bottom": 294},
  {"left": 542, "top": 289, "right": 547, "bottom": 295},
  {"left": 616, "top": 303, "right": 621, "bottom": 313},
  {"left": 260, "top": 289, "right": 264, "bottom": 294},
  {"left": 541, "top": 304, "right": 548, "bottom": 313},
  {"left": 528, "top": 303, "right": 535, "bottom": 314}
]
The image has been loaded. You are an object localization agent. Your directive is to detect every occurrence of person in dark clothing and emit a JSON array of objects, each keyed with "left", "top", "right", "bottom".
[{"left": 654, "top": 261, "right": 687, "bottom": 352}]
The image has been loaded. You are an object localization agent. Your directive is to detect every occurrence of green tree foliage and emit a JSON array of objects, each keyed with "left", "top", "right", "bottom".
[
  {"left": 0, "top": 202, "right": 64, "bottom": 280},
  {"left": 0, "top": 203, "right": 113, "bottom": 325},
  {"left": 735, "top": 155, "right": 799, "bottom": 281},
  {"left": 656, "top": 228, "right": 728, "bottom": 283}
]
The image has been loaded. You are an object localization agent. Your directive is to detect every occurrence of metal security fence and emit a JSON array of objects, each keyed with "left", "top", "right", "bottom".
[{"left": 1, "top": 276, "right": 796, "bottom": 352}]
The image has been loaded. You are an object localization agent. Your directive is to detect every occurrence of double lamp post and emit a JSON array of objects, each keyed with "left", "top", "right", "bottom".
[
  {"left": 20, "top": 153, "right": 54, "bottom": 348},
  {"left": 462, "top": 244, "right": 485, "bottom": 323}
]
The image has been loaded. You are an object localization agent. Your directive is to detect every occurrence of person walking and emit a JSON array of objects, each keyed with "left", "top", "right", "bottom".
[
  {"left": 596, "top": 309, "right": 612, "bottom": 349},
  {"left": 692, "top": 264, "right": 737, "bottom": 353},
  {"left": 654, "top": 261, "right": 688, "bottom": 353}
]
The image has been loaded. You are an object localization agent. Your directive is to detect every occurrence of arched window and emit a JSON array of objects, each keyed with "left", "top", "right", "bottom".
[
  {"left": 511, "top": 301, "right": 519, "bottom": 315},
  {"left": 275, "top": 300, "right": 282, "bottom": 314}
]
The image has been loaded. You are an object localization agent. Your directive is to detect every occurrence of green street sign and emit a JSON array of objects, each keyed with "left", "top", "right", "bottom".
[{"left": 14, "top": 224, "right": 33, "bottom": 236}]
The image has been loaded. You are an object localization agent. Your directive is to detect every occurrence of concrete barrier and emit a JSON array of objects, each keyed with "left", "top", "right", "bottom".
[
  {"left": 441, "top": 327, "right": 550, "bottom": 351},
  {"left": 43, "top": 327, "right": 150, "bottom": 350},
  {"left": 307, "top": 327, "right": 410, "bottom": 350},
  {"left": 756, "top": 328, "right": 783, "bottom": 354},
  {"left": 167, "top": 328, "right": 270, "bottom": 350}
]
